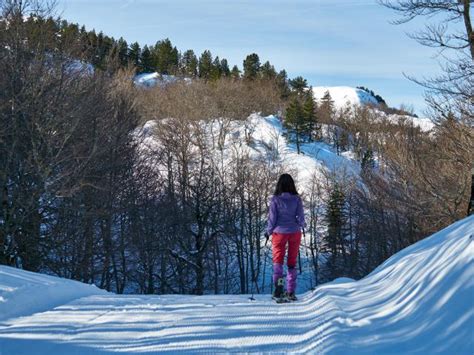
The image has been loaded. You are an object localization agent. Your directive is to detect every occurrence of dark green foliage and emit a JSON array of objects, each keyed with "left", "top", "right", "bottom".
[
  {"left": 324, "top": 182, "right": 348, "bottom": 280},
  {"left": 140, "top": 45, "right": 154, "bottom": 73},
  {"left": 198, "top": 50, "right": 213, "bottom": 79},
  {"left": 128, "top": 41, "right": 141, "bottom": 68},
  {"left": 152, "top": 38, "right": 179, "bottom": 74},
  {"left": 260, "top": 61, "right": 277, "bottom": 80},
  {"left": 210, "top": 56, "right": 222, "bottom": 80},
  {"left": 180, "top": 49, "right": 198, "bottom": 77},
  {"left": 220, "top": 58, "right": 230, "bottom": 77},
  {"left": 243, "top": 53, "right": 260, "bottom": 80},
  {"left": 230, "top": 65, "right": 241, "bottom": 79},
  {"left": 276, "top": 70, "right": 290, "bottom": 99},
  {"left": 302, "top": 89, "right": 320, "bottom": 141},
  {"left": 116, "top": 37, "right": 129, "bottom": 67},
  {"left": 284, "top": 95, "right": 305, "bottom": 154},
  {"left": 289, "top": 76, "right": 308, "bottom": 95}
]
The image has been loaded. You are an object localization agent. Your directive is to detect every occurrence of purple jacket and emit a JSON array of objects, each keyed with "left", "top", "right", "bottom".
[{"left": 266, "top": 192, "right": 306, "bottom": 235}]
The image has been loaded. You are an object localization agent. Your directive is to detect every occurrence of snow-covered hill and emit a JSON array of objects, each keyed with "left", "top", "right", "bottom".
[
  {"left": 139, "top": 114, "right": 360, "bottom": 198},
  {"left": 0, "top": 216, "right": 472, "bottom": 354},
  {"left": 313, "top": 86, "right": 380, "bottom": 109}
]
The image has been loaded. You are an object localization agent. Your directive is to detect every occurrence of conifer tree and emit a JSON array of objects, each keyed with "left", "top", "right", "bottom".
[
  {"left": 152, "top": 38, "right": 179, "bottom": 74},
  {"left": 302, "top": 89, "right": 319, "bottom": 141},
  {"left": 181, "top": 49, "right": 198, "bottom": 77},
  {"left": 319, "top": 90, "right": 335, "bottom": 123},
  {"left": 198, "top": 50, "right": 213, "bottom": 80},
  {"left": 284, "top": 95, "right": 305, "bottom": 154},
  {"left": 230, "top": 65, "right": 240, "bottom": 79},
  {"left": 140, "top": 45, "right": 154, "bottom": 73},
  {"left": 289, "top": 76, "right": 308, "bottom": 96},
  {"left": 276, "top": 70, "right": 290, "bottom": 99},
  {"left": 128, "top": 41, "right": 141, "bottom": 69},
  {"left": 243, "top": 53, "right": 260, "bottom": 80},
  {"left": 260, "top": 61, "right": 277, "bottom": 80},
  {"left": 210, "top": 56, "right": 222, "bottom": 80},
  {"left": 220, "top": 58, "right": 230, "bottom": 77},
  {"left": 116, "top": 37, "right": 129, "bottom": 67},
  {"left": 324, "top": 182, "right": 347, "bottom": 280}
]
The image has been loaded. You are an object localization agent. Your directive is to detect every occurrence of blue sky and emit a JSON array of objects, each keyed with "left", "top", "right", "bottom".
[{"left": 56, "top": 0, "right": 443, "bottom": 114}]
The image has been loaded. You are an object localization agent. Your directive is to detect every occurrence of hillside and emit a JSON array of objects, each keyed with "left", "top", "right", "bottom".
[{"left": 0, "top": 216, "right": 472, "bottom": 354}]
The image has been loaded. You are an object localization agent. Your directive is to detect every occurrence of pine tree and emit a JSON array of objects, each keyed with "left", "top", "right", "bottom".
[
  {"left": 220, "top": 58, "right": 230, "bottom": 77},
  {"left": 152, "top": 38, "right": 179, "bottom": 74},
  {"left": 324, "top": 182, "right": 347, "bottom": 280},
  {"left": 284, "top": 95, "right": 305, "bottom": 154},
  {"left": 276, "top": 70, "right": 290, "bottom": 99},
  {"left": 243, "top": 53, "right": 260, "bottom": 80},
  {"left": 198, "top": 50, "right": 213, "bottom": 80},
  {"left": 230, "top": 65, "right": 240, "bottom": 79},
  {"left": 180, "top": 49, "right": 198, "bottom": 77},
  {"left": 140, "top": 45, "right": 154, "bottom": 73},
  {"left": 289, "top": 76, "right": 308, "bottom": 96},
  {"left": 116, "top": 37, "right": 129, "bottom": 67},
  {"left": 128, "top": 41, "right": 141, "bottom": 69},
  {"left": 260, "top": 60, "right": 276, "bottom": 80},
  {"left": 319, "top": 90, "right": 335, "bottom": 123},
  {"left": 302, "top": 90, "right": 318, "bottom": 141},
  {"left": 210, "top": 56, "right": 222, "bottom": 80}
]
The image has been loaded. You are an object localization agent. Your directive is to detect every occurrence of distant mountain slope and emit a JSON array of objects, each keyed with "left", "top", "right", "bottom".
[
  {"left": 0, "top": 216, "right": 472, "bottom": 354},
  {"left": 312, "top": 86, "right": 380, "bottom": 109}
]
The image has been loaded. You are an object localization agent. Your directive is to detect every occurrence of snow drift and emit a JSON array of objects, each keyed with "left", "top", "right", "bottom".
[
  {"left": 0, "top": 215, "right": 472, "bottom": 354},
  {"left": 0, "top": 267, "right": 106, "bottom": 322}
]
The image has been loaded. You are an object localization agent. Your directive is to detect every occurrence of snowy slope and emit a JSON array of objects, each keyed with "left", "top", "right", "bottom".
[
  {"left": 0, "top": 267, "right": 106, "bottom": 322},
  {"left": 313, "top": 86, "right": 380, "bottom": 109},
  {"left": 138, "top": 114, "right": 359, "bottom": 197},
  {"left": 0, "top": 216, "right": 472, "bottom": 354},
  {"left": 312, "top": 86, "right": 434, "bottom": 132}
]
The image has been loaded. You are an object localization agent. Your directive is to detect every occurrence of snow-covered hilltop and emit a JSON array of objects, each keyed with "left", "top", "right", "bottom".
[
  {"left": 0, "top": 216, "right": 472, "bottom": 354},
  {"left": 312, "top": 86, "right": 380, "bottom": 109}
]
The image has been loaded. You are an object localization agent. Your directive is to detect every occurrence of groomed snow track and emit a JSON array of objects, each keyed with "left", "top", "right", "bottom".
[{"left": 0, "top": 216, "right": 473, "bottom": 354}]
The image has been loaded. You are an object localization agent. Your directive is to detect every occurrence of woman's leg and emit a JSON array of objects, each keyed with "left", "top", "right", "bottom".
[
  {"left": 272, "top": 233, "right": 288, "bottom": 284},
  {"left": 286, "top": 231, "right": 302, "bottom": 294}
]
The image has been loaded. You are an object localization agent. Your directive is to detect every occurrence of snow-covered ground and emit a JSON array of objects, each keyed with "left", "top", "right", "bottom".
[{"left": 0, "top": 216, "right": 472, "bottom": 354}]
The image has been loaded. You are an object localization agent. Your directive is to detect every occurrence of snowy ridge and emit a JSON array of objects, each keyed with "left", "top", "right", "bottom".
[
  {"left": 0, "top": 216, "right": 472, "bottom": 354},
  {"left": 312, "top": 86, "right": 380, "bottom": 109}
]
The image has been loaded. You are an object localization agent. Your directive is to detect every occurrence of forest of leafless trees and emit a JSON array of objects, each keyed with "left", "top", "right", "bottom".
[{"left": 0, "top": 0, "right": 471, "bottom": 295}]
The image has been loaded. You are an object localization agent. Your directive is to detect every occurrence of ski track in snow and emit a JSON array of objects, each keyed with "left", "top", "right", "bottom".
[{"left": 0, "top": 216, "right": 473, "bottom": 354}]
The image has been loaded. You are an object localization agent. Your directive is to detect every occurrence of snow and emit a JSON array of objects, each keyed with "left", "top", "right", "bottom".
[
  {"left": 133, "top": 72, "right": 191, "bottom": 88},
  {"left": 0, "top": 216, "right": 472, "bottom": 354},
  {"left": 312, "top": 86, "right": 434, "bottom": 132},
  {"left": 312, "top": 86, "right": 380, "bottom": 110},
  {"left": 0, "top": 267, "right": 106, "bottom": 322}
]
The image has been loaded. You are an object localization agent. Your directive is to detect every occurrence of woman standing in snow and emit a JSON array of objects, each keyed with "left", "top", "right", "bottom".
[{"left": 265, "top": 173, "right": 305, "bottom": 301}]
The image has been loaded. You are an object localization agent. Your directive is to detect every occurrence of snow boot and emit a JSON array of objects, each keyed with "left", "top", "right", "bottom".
[
  {"left": 272, "top": 277, "right": 288, "bottom": 303},
  {"left": 287, "top": 292, "right": 298, "bottom": 301}
]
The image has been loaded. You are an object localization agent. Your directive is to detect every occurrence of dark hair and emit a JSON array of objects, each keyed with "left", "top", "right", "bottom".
[{"left": 274, "top": 173, "right": 298, "bottom": 195}]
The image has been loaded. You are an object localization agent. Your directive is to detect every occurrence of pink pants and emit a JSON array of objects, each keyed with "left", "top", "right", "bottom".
[{"left": 272, "top": 231, "right": 301, "bottom": 293}]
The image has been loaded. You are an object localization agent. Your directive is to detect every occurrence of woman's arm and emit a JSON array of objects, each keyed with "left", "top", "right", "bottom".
[
  {"left": 266, "top": 196, "right": 278, "bottom": 235},
  {"left": 296, "top": 196, "right": 306, "bottom": 229}
]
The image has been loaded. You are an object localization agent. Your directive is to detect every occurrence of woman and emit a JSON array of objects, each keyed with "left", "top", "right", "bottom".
[{"left": 265, "top": 173, "right": 305, "bottom": 301}]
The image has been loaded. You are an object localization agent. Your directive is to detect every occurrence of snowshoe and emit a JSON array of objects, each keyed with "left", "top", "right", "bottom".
[
  {"left": 286, "top": 292, "right": 298, "bottom": 301},
  {"left": 272, "top": 278, "right": 289, "bottom": 303}
]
